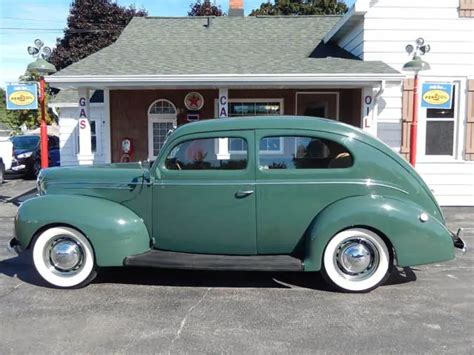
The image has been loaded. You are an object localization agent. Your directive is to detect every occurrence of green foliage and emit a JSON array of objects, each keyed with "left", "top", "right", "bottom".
[
  {"left": 0, "top": 72, "right": 56, "bottom": 132},
  {"left": 250, "top": 0, "right": 348, "bottom": 16},
  {"left": 49, "top": 0, "right": 147, "bottom": 71},
  {"left": 188, "top": 0, "right": 224, "bottom": 16}
]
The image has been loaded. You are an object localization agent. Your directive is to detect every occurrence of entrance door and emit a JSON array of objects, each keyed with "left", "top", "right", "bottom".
[
  {"left": 296, "top": 92, "right": 339, "bottom": 120},
  {"left": 152, "top": 131, "right": 257, "bottom": 255}
]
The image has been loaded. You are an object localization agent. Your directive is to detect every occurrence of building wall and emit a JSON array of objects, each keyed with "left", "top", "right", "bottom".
[
  {"left": 109, "top": 88, "right": 361, "bottom": 163},
  {"left": 354, "top": 0, "right": 474, "bottom": 206}
]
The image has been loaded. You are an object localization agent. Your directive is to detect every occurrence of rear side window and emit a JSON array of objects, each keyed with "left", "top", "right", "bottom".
[
  {"left": 259, "top": 136, "right": 353, "bottom": 169},
  {"left": 165, "top": 137, "right": 247, "bottom": 170}
]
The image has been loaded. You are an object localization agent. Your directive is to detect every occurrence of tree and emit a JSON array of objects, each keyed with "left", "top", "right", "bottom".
[
  {"left": 250, "top": 0, "right": 348, "bottom": 16},
  {"left": 188, "top": 0, "right": 224, "bottom": 16},
  {"left": 49, "top": 0, "right": 147, "bottom": 71}
]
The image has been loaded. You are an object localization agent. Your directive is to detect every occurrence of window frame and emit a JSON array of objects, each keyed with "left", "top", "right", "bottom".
[
  {"left": 148, "top": 99, "right": 178, "bottom": 159},
  {"left": 76, "top": 117, "right": 100, "bottom": 155},
  {"left": 156, "top": 130, "right": 255, "bottom": 180},
  {"left": 255, "top": 130, "right": 355, "bottom": 176},
  {"left": 417, "top": 80, "right": 460, "bottom": 162}
]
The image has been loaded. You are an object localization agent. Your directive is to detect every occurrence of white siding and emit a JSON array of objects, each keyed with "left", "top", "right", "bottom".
[
  {"left": 376, "top": 81, "right": 403, "bottom": 149},
  {"left": 358, "top": 0, "right": 474, "bottom": 206},
  {"left": 58, "top": 105, "right": 106, "bottom": 166},
  {"left": 363, "top": 0, "right": 474, "bottom": 77},
  {"left": 416, "top": 162, "right": 474, "bottom": 206}
]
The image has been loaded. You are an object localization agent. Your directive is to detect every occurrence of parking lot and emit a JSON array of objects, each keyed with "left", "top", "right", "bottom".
[{"left": 0, "top": 179, "right": 473, "bottom": 354}]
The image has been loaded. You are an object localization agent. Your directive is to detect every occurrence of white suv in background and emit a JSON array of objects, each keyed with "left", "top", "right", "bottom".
[{"left": 0, "top": 137, "right": 13, "bottom": 183}]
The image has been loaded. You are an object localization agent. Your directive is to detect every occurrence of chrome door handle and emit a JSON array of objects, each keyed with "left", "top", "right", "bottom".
[{"left": 235, "top": 190, "right": 254, "bottom": 198}]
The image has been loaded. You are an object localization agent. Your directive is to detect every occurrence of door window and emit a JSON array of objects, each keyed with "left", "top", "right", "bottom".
[
  {"left": 425, "top": 87, "right": 456, "bottom": 156},
  {"left": 165, "top": 137, "right": 248, "bottom": 170},
  {"left": 259, "top": 136, "right": 353, "bottom": 169}
]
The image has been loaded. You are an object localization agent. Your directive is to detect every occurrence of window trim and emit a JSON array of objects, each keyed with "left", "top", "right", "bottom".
[
  {"left": 162, "top": 136, "right": 249, "bottom": 172},
  {"left": 257, "top": 134, "right": 354, "bottom": 171},
  {"left": 75, "top": 117, "right": 100, "bottom": 155},
  {"left": 148, "top": 99, "right": 178, "bottom": 159},
  {"left": 418, "top": 81, "right": 460, "bottom": 162}
]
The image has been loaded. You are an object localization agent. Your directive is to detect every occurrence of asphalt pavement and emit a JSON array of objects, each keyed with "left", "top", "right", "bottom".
[{"left": 0, "top": 179, "right": 473, "bottom": 354}]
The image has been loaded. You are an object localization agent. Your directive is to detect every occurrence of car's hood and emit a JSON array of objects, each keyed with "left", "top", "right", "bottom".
[
  {"left": 38, "top": 163, "right": 147, "bottom": 202},
  {"left": 14, "top": 148, "right": 35, "bottom": 156}
]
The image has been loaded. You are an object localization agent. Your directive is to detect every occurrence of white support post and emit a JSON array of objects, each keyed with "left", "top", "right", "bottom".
[
  {"left": 218, "top": 88, "right": 228, "bottom": 118},
  {"left": 361, "top": 86, "right": 377, "bottom": 136},
  {"left": 77, "top": 88, "right": 94, "bottom": 165},
  {"left": 103, "top": 88, "right": 112, "bottom": 163}
]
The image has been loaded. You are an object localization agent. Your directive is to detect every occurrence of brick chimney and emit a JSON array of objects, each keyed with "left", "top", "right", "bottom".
[{"left": 229, "top": 0, "right": 244, "bottom": 16}]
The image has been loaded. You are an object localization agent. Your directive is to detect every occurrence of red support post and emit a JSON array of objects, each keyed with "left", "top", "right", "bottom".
[
  {"left": 409, "top": 74, "right": 419, "bottom": 167},
  {"left": 39, "top": 76, "right": 49, "bottom": 169}
]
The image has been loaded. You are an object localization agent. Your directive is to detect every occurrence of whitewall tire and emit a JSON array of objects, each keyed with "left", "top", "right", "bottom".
[
  {"left": 32, "top": 227, "right": 97, "bottom": 288},
  {"left": 322, "top": 228, "right": 391, "bottom": 292}
]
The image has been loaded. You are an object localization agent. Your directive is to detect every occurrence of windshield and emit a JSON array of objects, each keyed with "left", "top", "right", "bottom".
[{"left": 11, "top": 136, "right": 40, "bottom": 151}]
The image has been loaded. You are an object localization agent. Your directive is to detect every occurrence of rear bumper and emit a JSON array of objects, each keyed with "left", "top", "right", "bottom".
[{"left": 451, "top": 228, "right": 467, "bottom": 253}]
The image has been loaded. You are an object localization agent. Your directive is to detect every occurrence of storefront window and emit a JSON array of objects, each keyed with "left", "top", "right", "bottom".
[
  {"left": 425, "top": 87, "right": 455, "bottom": 156},
  {"left": 229, "top": 102, "right": 281, "bottom": 116}
]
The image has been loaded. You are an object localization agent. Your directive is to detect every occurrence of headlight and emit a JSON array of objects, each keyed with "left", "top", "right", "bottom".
[{"left": 17, "top": 151, "right": 33, "bottom": 159}]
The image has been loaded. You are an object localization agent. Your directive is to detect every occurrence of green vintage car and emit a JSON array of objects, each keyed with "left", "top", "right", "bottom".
[{"left": 9, "top": 116, "right": 465, "bottom": 292}]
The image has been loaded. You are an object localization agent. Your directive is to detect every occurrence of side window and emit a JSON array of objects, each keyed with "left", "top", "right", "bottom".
[
  {"left": 165, "top": 137, "right": 248, "bottom": 170},
  {"left": 259, "top": 136, "right": 353, "bottom": 169}
]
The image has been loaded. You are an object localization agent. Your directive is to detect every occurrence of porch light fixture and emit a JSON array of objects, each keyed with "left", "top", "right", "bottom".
[
  {"left": 26, "top": 39, "right": 57, "bottom": 170},
  {"left": 402, "top": 37, "right": 430, "bottom": 167}
]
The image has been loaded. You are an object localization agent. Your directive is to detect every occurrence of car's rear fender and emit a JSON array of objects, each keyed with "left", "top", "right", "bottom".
[
  {"left": 15, "top": 194, "right": 151, "bottom": 266},
  {"left": 303, "top": 195, "right": 454, "bottom": 271}
]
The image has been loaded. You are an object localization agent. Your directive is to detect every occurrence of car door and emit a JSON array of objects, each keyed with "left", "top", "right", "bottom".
[
  {"left": 152, "top": 130, "right": 257, "bottom": 255},
  {"left": 255, "top": 129, "right": 356, "bottom": 255}
]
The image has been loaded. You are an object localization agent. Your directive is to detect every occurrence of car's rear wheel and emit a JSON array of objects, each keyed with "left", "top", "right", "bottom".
[
  {"left": 321, "top": 228, "right": 391, "bottom": 292},
  {"left": 32, "top": 226, "right": 97, "bottom": 288},
  {"left": 0, "top": 166, "right": 4, "bottom": 184}
]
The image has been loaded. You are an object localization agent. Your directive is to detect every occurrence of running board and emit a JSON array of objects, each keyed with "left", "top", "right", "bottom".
[{"left": 124, "top": 249, "right": 303, "bottom": 271}]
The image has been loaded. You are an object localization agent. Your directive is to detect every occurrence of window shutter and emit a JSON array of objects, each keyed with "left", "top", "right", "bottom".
[
  {"left": 400, "top": 79, "right": 414, "bottom": 160},
  {"left": 465, "top": 80, "right": 474, "bottom": 160},
  {"left": 459, "top": 0, "right": 474, "bottom": 17}
]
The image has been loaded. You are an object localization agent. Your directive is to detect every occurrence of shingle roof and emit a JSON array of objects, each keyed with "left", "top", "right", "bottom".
[
  {"left": 53, "top": 16, "right": 399, "bottom": 77},
  {"left": 50, "top": 89, "right": 103, "bottom": 105}
]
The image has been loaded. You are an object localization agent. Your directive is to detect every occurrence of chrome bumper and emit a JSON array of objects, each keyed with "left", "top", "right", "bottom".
[
  {"left": 7, "top": 238, "right": 23, "bottom": 255},
  {"left": 451, "top": 228, "right": 467, "bottom": 253}
]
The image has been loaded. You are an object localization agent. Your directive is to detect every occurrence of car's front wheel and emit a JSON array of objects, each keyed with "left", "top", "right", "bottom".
[
  {"left": 322, "top": 228, "right": 391, "bottom": 292},
  {"left": 32, "top": 226, "right": 97, "bottom": 288}
]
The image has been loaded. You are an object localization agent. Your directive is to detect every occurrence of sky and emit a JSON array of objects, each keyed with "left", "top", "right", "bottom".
[{"left": 0, "top": 0, "right": 356, "bottom": 88}]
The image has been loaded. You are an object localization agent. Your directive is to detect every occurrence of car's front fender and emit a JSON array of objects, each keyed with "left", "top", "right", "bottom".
[
  {"left": 303, "top": 195, "right": 454, "bottom": 271},
  {"left": 15, "top": 194, "right": 151, "bottom": 266}
]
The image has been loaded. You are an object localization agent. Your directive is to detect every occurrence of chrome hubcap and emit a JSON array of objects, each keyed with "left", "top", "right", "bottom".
[
  {"left": 335, "top": 238, "right": 379, "bottom": 280},
  {"left": 48, "top": 238, "right": 83, "bottom": 272}
]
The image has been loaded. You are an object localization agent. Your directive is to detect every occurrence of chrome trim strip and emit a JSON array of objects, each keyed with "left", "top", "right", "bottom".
[
  {"left": 153, "top": 180, "right": 409, "bottom": 194},
  {"left": 45, "top": 181, "right": 142, "bottom": 190}
]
